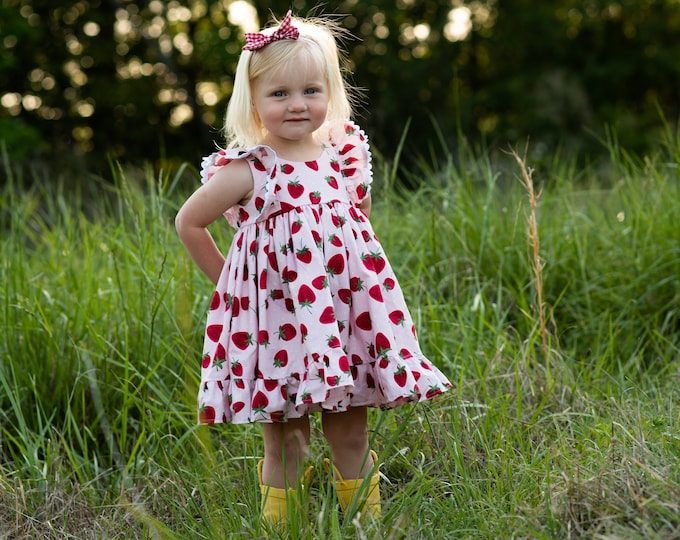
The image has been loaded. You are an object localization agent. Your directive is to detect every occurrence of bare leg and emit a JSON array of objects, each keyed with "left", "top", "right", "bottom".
[
  {"left": 261, "top": 416, "right": 311, "bottom": 489},
  {"left": 321, "top": 406, "right": 373, "bottom": 479}
]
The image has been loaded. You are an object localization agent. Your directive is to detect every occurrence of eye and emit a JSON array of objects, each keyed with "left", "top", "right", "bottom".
[{"left": 304, "top": 88, "right": 317, "bottom": 95}]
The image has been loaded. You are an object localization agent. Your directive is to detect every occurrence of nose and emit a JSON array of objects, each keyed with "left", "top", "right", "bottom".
[{"left": 288, "top": 94, "right": 307, "bottom": 112}]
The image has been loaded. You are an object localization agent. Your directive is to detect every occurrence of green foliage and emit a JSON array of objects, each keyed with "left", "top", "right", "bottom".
[
  {"left": 2, "top": 1, "right": 680, "bottom": 172},
  {"left": 1, "top": 137, "right": 680, "bottom": 537}
]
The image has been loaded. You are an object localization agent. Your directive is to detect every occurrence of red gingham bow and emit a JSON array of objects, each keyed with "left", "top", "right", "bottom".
[{"left": 243, "top": 10, "right": 300, "bottom": 51}]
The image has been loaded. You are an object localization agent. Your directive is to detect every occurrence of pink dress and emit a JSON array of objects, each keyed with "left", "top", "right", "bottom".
[{"left": 197, "top": 121, "right": 451, "bottom": 424}]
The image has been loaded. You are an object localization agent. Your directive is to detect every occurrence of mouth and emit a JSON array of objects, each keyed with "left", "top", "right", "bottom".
[{"left": 286, "top": 118, "right": 308, "bottom": 123}]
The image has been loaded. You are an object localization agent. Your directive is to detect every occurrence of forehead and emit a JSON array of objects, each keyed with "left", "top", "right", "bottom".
[{"left": 257, "top": 56, "right": 326, "bottom": 88}]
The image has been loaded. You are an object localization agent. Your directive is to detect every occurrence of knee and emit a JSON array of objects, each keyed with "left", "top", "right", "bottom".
[
  {"left": 264, "top": 424, "right": 310, "bottom": 462},
  {"left": 322, "top": 414, "right": 369, "bottom": 452}
]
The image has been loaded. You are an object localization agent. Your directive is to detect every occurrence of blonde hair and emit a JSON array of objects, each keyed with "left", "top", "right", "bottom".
[{"left": 224, "top": 13, "right": 355, "bottom": 148}]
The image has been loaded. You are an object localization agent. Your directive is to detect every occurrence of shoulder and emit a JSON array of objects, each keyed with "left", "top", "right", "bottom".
[
  {"left": 323, "top": 120, "right": 370, "bottom": 149},
  {"left": 200, "top": 145, "right": 278, "bottom": 185}
]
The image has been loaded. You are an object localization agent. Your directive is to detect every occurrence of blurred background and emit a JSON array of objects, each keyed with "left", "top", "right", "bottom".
[{"left": 1, "top": 0, "right": 679, "bottom": 176}]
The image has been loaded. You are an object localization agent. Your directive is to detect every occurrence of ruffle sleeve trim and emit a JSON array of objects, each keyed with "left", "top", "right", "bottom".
[
  {"left": 199, "top": 145, "right": 279, "bottom": 229},
  {"left": 325, "top": 121, "right": 373, "bottom": 206}
]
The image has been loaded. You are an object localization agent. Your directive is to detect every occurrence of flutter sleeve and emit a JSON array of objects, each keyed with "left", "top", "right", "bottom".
[
  {"left": 199, "top": 145, "right": 278, "bottom": 229},
  {"left": 327, "top": 121, "right": 373, "bottom": 206}
]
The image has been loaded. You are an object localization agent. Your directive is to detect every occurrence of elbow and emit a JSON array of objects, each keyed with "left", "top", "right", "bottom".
[
  {"left": 174, "top": 207, "right": 190, "bottom": 240},
  {"left": 174, "top": 210, "right": 183, "bottom": 236}
]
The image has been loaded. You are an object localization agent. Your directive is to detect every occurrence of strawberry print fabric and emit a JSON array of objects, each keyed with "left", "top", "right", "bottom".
[{"left": 196, "top": 121, "right": 451, "bottom": 424}]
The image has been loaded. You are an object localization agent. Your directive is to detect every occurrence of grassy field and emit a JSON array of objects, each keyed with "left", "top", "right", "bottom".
[{"left": 1, "top": 135, "right": 679, "bottom": 539}]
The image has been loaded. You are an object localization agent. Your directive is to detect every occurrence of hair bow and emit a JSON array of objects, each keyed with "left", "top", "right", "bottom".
[{"left": 243, "top": 10, "right": 300, "bottom": 51}]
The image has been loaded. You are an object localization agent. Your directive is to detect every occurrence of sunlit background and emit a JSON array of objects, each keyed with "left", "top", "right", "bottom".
[{"left": 1, "top": 0, "right": 678, "bottom": 171}]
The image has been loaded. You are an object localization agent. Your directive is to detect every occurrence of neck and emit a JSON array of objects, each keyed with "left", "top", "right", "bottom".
[{"left": 261, "top": 134, "right": 322, "bottom": 161}]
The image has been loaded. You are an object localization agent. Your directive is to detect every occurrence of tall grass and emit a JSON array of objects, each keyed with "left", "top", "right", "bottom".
[{"left": 1, "top": 133, "right": 679, "bottom": 538}]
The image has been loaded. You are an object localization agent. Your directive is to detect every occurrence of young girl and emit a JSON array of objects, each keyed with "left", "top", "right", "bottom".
[{"left": 175, "top": 10, "right": 451, "bottom": 529}]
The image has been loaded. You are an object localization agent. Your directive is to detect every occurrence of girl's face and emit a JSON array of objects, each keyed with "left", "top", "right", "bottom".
[{"left": 251, "top": 56, "right": 329, "bottom": 147}]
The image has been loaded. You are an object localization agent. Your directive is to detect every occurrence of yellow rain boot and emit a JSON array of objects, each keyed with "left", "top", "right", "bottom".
[
  {"left": 258, "top": 459, "right": 313, "bottom": 530},
  {"left": 324, "top": 450, "right": 381, "bottom": 520}
]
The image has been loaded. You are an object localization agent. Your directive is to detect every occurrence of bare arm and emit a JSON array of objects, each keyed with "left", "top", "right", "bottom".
[
  {"left": 360, "top": 194, "right": 372, "bottom": 218},
  {"left": 175, "top": 159, "right": 254, "bottom": 285}
]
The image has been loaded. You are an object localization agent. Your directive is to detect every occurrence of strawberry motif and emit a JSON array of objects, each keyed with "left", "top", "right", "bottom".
[
  {"left": 201, "top": 354, "right": 211, "bottom": 369},
  {"left": 337, "top": 288, "right": 352, "bottom": 305},
  {"left": 339, "top": 143, "right": 355, "bottom": 155},
  {"left": 280, "top": 163, "right": 295, "bottom": 174},
  {"left": 331, "top": 214, "right": 346, "bottom": 228},
  {"left": 210, "top": 291, "right": 220, "bottom": 310},
  {"left": 361, "top": 251, "right": 385, "bottom": 273},
  {"left": 252, "top": 158, "right": 267, "bottom": 172},
  {"left": 278, "top": 323, "right": 297, "bottom": 341},
  {"left": 287, "top": 180, "right": 304, "bottom": 198},
  {"left": 199, "top": 404, "right": 216, "bottom": 423},
  {"left": 258, "top": 330, "right": 270, "bottom": 347},
  {"left": 383, "top": 277, "right": 395, "bottom": 290},
  {"left": 269, "top": 289, "right": 284, "bottom": 300},
  {"left": 232, "top": 401, "right": 245, "bottom": 413},
  {"left": 267, "top": 250, "right": 279, "bottom": 271},
  {"left": 325, "top": 175, "right": 339, "bottom": 189},
  {"left": 375, "top": 333, "right": 391, "bottom": 357},
  {"left": 305, "top": 160, "right": 319, "bottom": 171},
  {"left": 270, "top": 411, "right": 285, "bottom": 422},
  {"left": 297, "top": 284, "right": 317, "bottom": 309},
  {"left": 355, "top": 311, "right": 372, "bottom": 331},
  {"left": 350, "top": 277, "right": 364, "bottom": 292},
  {"left": 312, "top": 275, "right": 328, "bottom": 289},
  {"left": 231, "top": 360, "right": 243, "bottom": 377},
  {"left": 281, "top": 267, "right": 298, "bottom": 283},
  {"left": 226, "top": 294, "right": 239, "bottom": 316},
  {"left": 213, "top": 343, "right": 226, "bottom": 364},
  {"left": 389, "top": 310, "right": 405, "bottom": 325},
  {"left": 309, "top": 191, "right": 321, "bottom": 204},
  {"left": 328, "top": 233, "right": 343, "bottom": 247},
  {"left": 368, "top": 284, "right": 384, "bottom": 302},
  {"left": 255, "top": 196, "right": 265, "bottom": 211},
  {"left": 393, "top": 366, "right": 407, "bottom": 387},
  {"left": 425, "top": 386, "right": 442, "bottom": 399},
  {"left": 296, "top": 246, "right": 312, "bottom": 264},
  {"left": 319, "top": 306, "right": 336, "bottom": 324},
  {"left": 326, "top": 253, "right": 345, "bottom": 276},
  {"left": 214, "top": 153, "right": 230, "bottom": 166},
  {"left": 366, "top": 373, "right": 376, "bottom": 389},
  {"left": 338, "top": 355, "right": 350, "bottom": 373},
  {"left": 264, "top": 379, "right": 278, "bottom": 391},
  {"left": 207, "top": 324, "right": 222, "bottom": 342},
  {"left": 231, "top": 332, "right": 253, "bottom": 350},
  {"left": 312, "top": 229, "right": 322, "bottom": 247},
  {"left": 327, "top": 335, "right": 341, "bottom": 348},
  {"left": 252, "top": 391, "right": 269, "bottom": 412},
  {"left": 330, "top": 158, "right": 340, "bottom": 172},
  {"left": 291, "top": 219, "right": 303, "bottom": 234}
]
